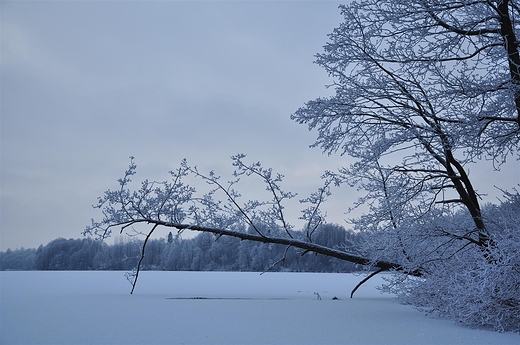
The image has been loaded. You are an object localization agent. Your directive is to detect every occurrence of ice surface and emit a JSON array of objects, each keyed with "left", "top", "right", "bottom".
[{"left": 0, "top": 271, "right": 518, "bottom": 344}]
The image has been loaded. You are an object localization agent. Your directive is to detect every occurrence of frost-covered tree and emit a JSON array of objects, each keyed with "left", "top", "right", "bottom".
[
  {"left": 86, "top": 0, "right": 519, "bottom": 332},
  {"left": 291, "top": 0, "right": 520, "bottom": 331},
  {"left": 293, "top": 0, "right": 519, "bottom": 247},
  {"left": 86, "top": 155, "right": 409, "bottom": 292}
]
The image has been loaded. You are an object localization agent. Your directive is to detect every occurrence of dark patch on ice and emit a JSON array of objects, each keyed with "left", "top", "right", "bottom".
[{"left": 166, "top": 297, "right": 290, "bottom": 300}]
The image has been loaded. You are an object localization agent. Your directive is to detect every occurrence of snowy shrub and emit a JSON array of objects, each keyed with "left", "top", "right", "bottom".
[{"left": 379, "top": 194, "right": 520, "bottom": 332}]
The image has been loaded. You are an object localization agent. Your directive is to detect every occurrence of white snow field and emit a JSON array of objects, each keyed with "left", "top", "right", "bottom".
[{"left": 0, "top": 271, "right": 518, "bottom": 345}]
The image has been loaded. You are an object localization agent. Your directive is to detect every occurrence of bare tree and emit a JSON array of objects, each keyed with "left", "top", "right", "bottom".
[{"left": 86, "top": 0, "right": 519, "bottom": 332}]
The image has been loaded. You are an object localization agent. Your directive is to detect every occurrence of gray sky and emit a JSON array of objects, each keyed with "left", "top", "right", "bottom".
[
  {"left": 1, "top": 1, "right": 518, "bottom": 251},
  {"left": 1, "top": 0, "right": 350, "bottom": 250}
]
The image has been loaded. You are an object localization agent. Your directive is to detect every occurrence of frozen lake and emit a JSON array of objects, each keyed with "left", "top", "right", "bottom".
[{"left": 1, "top": 271, "right": 518, "bottom": 344}]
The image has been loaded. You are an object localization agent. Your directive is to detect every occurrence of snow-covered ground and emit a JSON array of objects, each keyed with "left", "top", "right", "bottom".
[{"left": 0, "top": 271, "right": 518, "bottom": 344}]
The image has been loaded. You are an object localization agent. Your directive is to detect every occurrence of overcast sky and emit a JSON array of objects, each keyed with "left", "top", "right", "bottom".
[
  {"left": 1, "top": 1, "right": 518, "bottom": 251},
  {"left": 1, "top": 0, "right": 349, "bottom": 250}
]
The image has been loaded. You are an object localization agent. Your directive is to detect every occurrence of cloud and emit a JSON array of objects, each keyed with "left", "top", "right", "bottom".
[
  {"left": 0, "top": 1, "right": 346, "bottom": 250},
  {"left": 3, "top": 1, "right": 514, "bottom": 251}
]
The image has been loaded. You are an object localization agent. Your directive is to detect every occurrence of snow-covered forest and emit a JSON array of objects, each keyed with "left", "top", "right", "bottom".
[{"left": 0, "top": 223, "right": 361, "bottom": 273}]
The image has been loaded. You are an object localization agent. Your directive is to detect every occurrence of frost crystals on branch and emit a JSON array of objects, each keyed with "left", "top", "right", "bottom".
[
  {"left": 87, "top": 0, "right": 519, "bottom": 333},
  {"left": 291, "top": 0, "right": 519, "bottom": 332},
  {"left": 85, "top": 155, "right": 417, "bottom": 294}
]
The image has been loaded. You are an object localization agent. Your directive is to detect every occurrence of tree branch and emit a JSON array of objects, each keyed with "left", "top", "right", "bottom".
[
  {"left": 350, "top": 268, "right": 387, "bottom": 298},
  {"left": 111, "top": 219, "right": 422, "bottom": 281}
]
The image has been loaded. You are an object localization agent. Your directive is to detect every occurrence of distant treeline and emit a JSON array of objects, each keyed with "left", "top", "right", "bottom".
[{"left": 0, "top": 223, "right": 362, "bottom": 272}]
